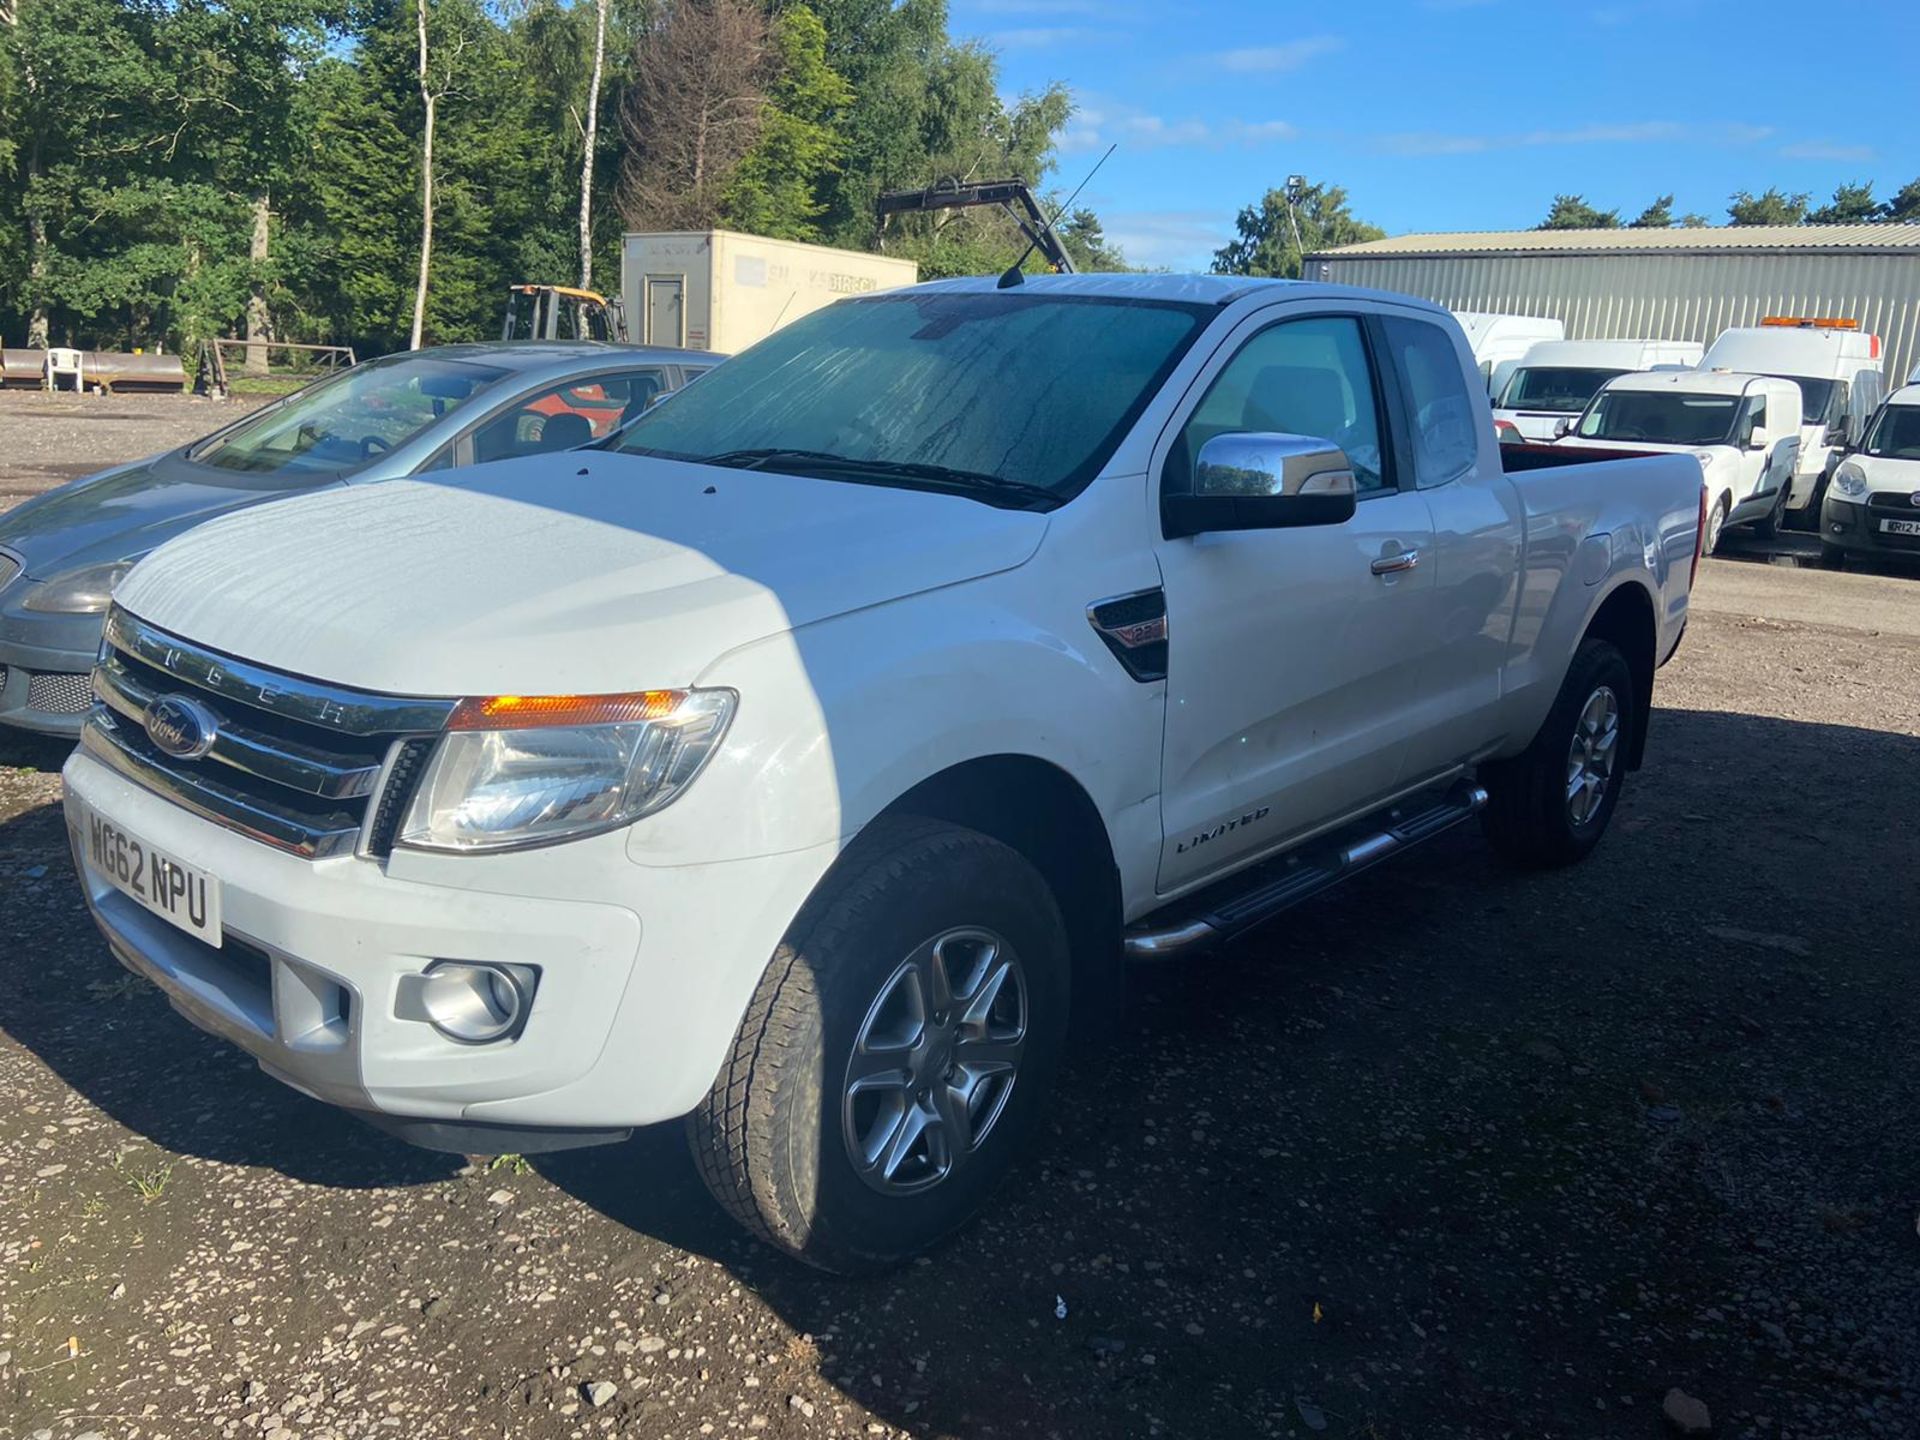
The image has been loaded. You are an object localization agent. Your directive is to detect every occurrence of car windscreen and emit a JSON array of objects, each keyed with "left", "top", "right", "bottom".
[
  {"left": 1577, "top": 390, "right": 1739, "bottom": 446},
  {"left": 1862, "top": 404, "right": 1920, "bottom": 459},
  {"left": 609, "top": 291, "right": 1214, "bottom": 505},
  {"left": 1772, "top": 374, "right": 1842, "bottom": 427},
  {"left": 1498, "top": 366, "right": 1629, "bottom": 413},
  {"left": 192, "top": 355, "right": 508, "bottom": 478}
]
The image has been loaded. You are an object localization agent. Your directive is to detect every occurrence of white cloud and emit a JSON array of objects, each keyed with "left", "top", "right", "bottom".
[
  {"left": 1060, "top": 94, "right": 1297, "bottom": 155},
  {"left": 1102, "top": 209, "right": 1234, "bottom": 270},
  {"left": 1378, "top": 120, "right": 1773, "bottom": 156},
  {"left": 1210, "top": 36, "right": 1344, "bottom": 73},
  {"left": 1781, "top": 141, "right": 1876, "bottom": 162},
  {"left": 987, "top": 25, "right": 1092, "bottom": 48}
]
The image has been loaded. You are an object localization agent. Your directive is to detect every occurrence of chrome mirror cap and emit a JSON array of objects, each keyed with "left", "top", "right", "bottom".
[{"left": 1193, "top": 432, "right": 1356, "bottom": 501}]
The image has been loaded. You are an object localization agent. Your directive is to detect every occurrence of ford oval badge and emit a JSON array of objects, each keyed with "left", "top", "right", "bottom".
[{"left": 145, "top": 694, "right": 219, "bottom": 760}]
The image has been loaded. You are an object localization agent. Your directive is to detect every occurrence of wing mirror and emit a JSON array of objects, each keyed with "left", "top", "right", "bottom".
[
  {"left": 1823, "top": 421, "right": 1849, "bottom": 446},
  {"left": 1553, "top": 416, "right": 1576, "bottom": 440},
  {"left": 1746, "top": 425, "right": 1771, "bottom": 451},
  {"left": 1162, "top": 433, "right": 1358, "bottom": 540}
]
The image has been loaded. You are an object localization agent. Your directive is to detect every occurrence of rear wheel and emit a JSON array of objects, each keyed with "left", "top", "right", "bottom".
[
  {"left": 689, "top": 817, "right": 1070, "bottom": 1273},
  {"left": 1480, "top": 638, "right": 1634, "bottom": 869}
]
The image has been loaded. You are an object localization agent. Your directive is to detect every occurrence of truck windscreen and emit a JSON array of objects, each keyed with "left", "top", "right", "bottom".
[{"left": 612, "top": 290, "right": 1213, "bottom": 504}]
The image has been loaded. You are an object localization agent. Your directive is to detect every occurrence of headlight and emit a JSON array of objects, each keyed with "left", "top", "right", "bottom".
[
  {"left": 22, "top": 557, "right": 143, "bottom": 613},
  {"left": 1831, "top": 462, "right": 1868, "bottom": 499},
  {"left": 397, "top": 688, "right": 736, "bottom": 852}
]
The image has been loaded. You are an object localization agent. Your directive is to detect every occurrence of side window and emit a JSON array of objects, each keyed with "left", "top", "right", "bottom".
[
  {"left": 1383, "top": 317, "right": 1480, "bottom": 487},
  {"left": 1170, "top": 315, "right": 1388, "bottom": 494},
  {"left": 468, "top": 370, "right": 669, "bottom": 464},
  {"left": 1734, "top": 394, "right": 1765, "bottom": 446}
]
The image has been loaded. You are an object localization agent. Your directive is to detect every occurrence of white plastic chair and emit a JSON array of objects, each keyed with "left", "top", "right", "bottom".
[{"left": 46, "top": 347, "right": 84, "bottom": 393}]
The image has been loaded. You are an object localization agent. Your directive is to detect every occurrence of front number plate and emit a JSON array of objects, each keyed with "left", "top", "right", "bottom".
[
  {"left": 76, "top": 800, "right": 223, "bottom": 946},
  {"left": 1879, "top": 517, "right": 1920, "bottom": 537}
]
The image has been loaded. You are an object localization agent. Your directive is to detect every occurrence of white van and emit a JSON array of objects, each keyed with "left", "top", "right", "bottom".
[
  {"left": 1697, "top": 321, "right": 1886, "bottom": 520},
  {"left": 1454, "top": 312, "right": 1565, "bottom": 394},
  {"left": 1492, "top": 338, "right": 1704, "bottom": 441},
  {"left": 1557, "top": 370, "right": 1803, "bottom": 551},
  {"left": 1820, "top": 383, "right": 1920, "bottom": 566}
]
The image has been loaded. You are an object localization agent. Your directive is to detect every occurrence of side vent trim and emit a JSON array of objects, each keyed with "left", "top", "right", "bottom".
[{"left": 1087, "top": 588, "right": 1169, "bottom": 683}]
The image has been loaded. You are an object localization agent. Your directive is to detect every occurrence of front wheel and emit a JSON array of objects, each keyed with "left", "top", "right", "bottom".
[
  {"left": 689, "top": 817, "right": 1070, "bottom": 1273},
  {"left": 1704, "top": 494, "right": 1730, "bottom": 554},
  {"left": 1479, "top": 638, "right": 1634, "bottom": 869}
]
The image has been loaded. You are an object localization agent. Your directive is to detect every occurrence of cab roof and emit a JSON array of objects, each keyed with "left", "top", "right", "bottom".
[
  {"left": 898, "top": 271, "right": 1450, "bottom": 317},
  {"left": 1604, "top": 369, "right": 1782, "bottom": 397},
  {"left": 1886, "top": 382, "right": 1920, "bottom": 407}
]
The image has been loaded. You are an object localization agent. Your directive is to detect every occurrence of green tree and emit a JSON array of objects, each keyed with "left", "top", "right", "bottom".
[
  {"left": 725, "top": 5, "right": 852, "bottom": 241},
  {"left": 1806, "top": 181, "right": 1879, "bottom": 224},
  {"left": 1210, "top": 182, "right": 1384, "bottom": 279},
  {"left": 1728, "top": 187, "right": 1808, "bottom": 225},
  {"left": 1679, "top": 212, "right": 1712, "bottom": 227},
  {"left": 1629, "top": 194, "right": 1674, "bottom": 228},
  {"left": 1886, "top": 178, "right": 1920, "bottom": 222},
  {"left": 1538, "top": 194, "right": 1621, "bottom": 229},
  {"left": 1058, "top": 208, "right": 1125, "bottom": 272}
]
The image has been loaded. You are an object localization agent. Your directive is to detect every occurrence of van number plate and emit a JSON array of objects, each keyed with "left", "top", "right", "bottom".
[
  {"left": 74, "top": 800, "right": 223, "bottom": 945},
  {"left": 1879, "top": 517, "right": 1920, "bottom": 537}
]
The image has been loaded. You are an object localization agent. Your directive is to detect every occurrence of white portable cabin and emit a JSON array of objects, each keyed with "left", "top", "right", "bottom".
[{"left": 620, "top": 231, "right": 919, "bottom": 355}]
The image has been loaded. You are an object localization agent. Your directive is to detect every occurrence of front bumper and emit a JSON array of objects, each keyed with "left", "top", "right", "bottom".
[
  {"left": 1819, "top": 496, "right": 1920, "bottom": 556},
  {"left": 63, "top": 747, "right": 839, "bottom": 1135},
  {"left": 0, "top": 608, "right": 103, "bottom": 736}
]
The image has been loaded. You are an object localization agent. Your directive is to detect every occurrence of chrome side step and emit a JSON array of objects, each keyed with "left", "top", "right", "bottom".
[{"left": 1122, "top": 782, "right": 1489, "bottom": 961}]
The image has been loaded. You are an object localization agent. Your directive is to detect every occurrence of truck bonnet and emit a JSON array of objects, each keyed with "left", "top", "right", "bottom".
[{"left": 111, "top": 451, "right": 1049, "bottom": 697}]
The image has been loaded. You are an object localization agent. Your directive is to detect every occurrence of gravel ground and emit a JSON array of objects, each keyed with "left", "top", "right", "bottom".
[
  {"left": 2, "top": 415, "right": 1918, "bottom": 1439},
  {"left": 0, "top": 392, "right": 265, "bottom": 511}
]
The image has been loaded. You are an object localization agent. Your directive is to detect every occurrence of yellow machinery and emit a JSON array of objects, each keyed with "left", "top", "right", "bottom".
[{"left": 502, "top": 285, "right": 627, "bottom": 344}]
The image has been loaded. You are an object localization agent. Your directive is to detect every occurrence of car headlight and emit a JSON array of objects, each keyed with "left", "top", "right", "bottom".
[
  {"left": 1830, "top": 462, "right": 1868, "bottom": 499},
  {"left": 396, "top": 688, "right": 736, "bottom": 852},
  {"left": 22, "top": 557, "right": 143, "bottom": 613}
]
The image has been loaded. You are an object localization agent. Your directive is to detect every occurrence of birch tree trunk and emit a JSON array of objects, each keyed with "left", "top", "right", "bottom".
[
  {"left": 408, "top": 0, "right": 436, "bottom": 351},
  {"left": 577, "top": 0, "right": 608, "bottom": 290},
  {"left": 245, "top": 192, "right": 272, "bottom": 373}
]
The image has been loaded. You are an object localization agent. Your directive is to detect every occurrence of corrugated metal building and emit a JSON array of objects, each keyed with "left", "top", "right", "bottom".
[{"left": 1306, "top": 225, "right": 1920, "bottom": 389}]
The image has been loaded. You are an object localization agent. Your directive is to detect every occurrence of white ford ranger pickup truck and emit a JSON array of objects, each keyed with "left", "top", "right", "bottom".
[{"left": 63, "top": 275, "right": 1703, "bottom": 1271}]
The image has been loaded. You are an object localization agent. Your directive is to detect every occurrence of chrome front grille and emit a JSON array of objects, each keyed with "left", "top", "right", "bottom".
[{"left": 83, "top": 607, "right": 456, "bottom": 859}]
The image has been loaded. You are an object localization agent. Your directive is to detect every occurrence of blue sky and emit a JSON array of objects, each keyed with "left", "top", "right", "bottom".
[{"left": 947, "top": 0, "right": 1920, "bottom": 269}]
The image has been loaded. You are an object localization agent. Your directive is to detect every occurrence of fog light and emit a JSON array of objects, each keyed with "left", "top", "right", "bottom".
[{"left": 417, "top": 961, "right": 537, "bottom": 1044}]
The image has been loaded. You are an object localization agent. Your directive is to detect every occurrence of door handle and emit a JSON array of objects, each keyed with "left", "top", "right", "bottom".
[{"left": 1370, "top": 548, "right": 1421, "bottom": 576}]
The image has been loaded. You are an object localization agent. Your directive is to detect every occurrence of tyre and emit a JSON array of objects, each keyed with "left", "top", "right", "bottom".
[
  {"left": 1704, "top": 494, "right": 1730, "bottom": 554},
  {"left": 1750, "top": 483, "right": 1788, "bottom": 542},
  {"left": 689, "top": 816, "right": 1070, "bottom": 1273},
  {"left": 1479, "top": 638, "right": 1633, "bottom": 870}
]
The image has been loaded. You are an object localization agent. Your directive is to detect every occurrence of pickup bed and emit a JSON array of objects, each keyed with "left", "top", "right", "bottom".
[{"left": 62, "top": 275, "right": 1704, "bottom": 1271}]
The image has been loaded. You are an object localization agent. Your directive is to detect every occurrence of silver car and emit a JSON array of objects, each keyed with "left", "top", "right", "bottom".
[{"left": 0, "top": 341, "right": 719, "bottom": 736}]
